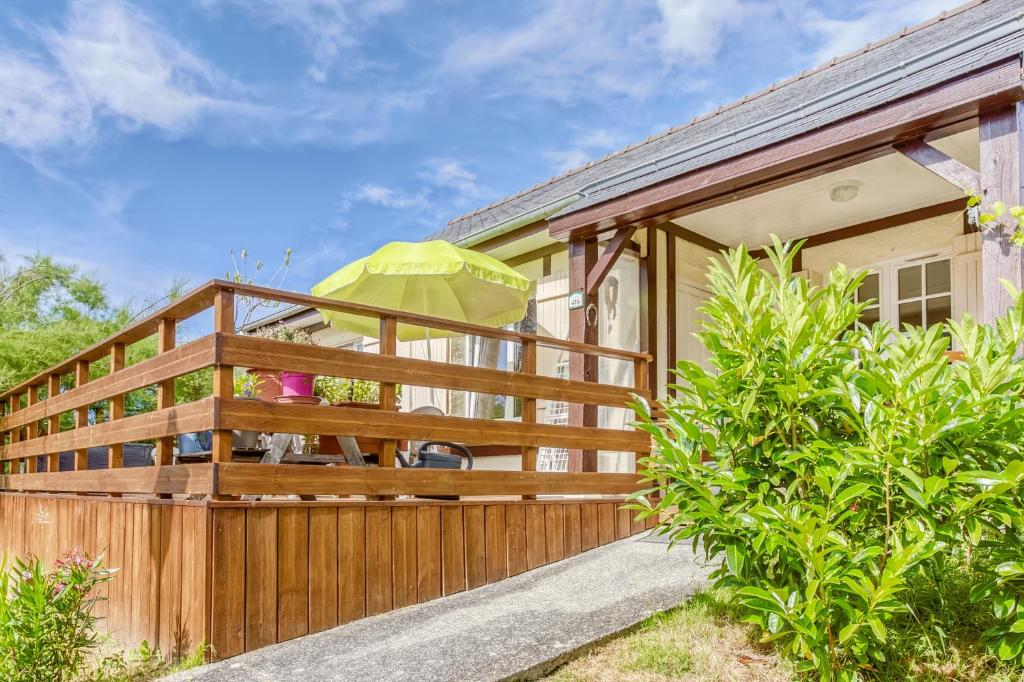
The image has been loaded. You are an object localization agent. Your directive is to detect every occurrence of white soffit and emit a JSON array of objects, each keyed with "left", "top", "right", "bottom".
[{"left": 674, "top": 128, "right": 979, "bottom": 248}]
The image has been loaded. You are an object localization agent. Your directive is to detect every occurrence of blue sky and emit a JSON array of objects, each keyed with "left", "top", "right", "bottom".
[{"left": 0, "top": 0, "right": 957, "bottom": 305}]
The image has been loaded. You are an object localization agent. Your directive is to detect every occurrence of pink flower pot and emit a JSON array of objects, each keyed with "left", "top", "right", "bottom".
[{"left": 280, "top": 371, "right": 315, "bottom": 397}]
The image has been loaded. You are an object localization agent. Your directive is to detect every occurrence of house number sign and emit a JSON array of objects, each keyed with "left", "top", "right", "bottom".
[{"left": 567, "top": 289, "right": 585, "bottom": 310}]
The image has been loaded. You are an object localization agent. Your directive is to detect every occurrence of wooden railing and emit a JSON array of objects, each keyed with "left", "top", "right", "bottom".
[{"left": 0, "top": 280, "right": 651, "bottom": 498}]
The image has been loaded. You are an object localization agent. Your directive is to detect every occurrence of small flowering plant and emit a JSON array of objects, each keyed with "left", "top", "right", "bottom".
[
  {"left": 0, "top": 550, "right": 114, "bottom": 682},
  {"left": 233, "top": 371, "right": 260, "bottom": 398}
]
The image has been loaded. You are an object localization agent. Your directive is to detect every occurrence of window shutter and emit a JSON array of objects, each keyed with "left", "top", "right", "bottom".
[{"left": 952, "top": 233, "right": 982, "bottom": 321}]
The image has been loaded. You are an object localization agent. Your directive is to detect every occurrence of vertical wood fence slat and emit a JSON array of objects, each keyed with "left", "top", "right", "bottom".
[
  {"left": 338, "top": 506, "right": 367, "bottom": 623},
  {"left": 276, "top": 507, "right": 309, "bottom": 643},
  {"left": 308, "top": 507, "right": 338, "bottom": 634},
  {"left": 211, "top": 508, "right": 246, "bottom": 659},
  {"left": 364, "top": 507, "right": 392, "bottom": 616},
  {"left": 416, "top": 506, "right": 442, "bottom": 603},
  {"left": 245, "top": 508, "right": 278, "bottom": 652},
  {"left": 505, "top": 504, "right": 528, "bottom": 576},
  {"left": 441, "top": 506, "right": 467, "bottom": 596}
]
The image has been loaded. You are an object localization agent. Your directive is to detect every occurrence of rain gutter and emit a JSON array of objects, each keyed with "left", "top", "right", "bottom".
[{"left": 455, "top": 9, "right": 1024, "bottom": 248}]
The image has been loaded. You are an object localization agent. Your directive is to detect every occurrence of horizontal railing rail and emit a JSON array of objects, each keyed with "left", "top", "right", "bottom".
[
  {"left": 0, "top": 280, "right": 650, "bottom": 404},
  {"left": 0, "top": 463, "right": 643, "bottom": 497},
  {"left": 0, "top": 279, "right": 652, "bottom": 498}
]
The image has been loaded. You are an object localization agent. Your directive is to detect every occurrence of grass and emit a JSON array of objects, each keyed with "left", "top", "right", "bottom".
[
  {"left": 545, "top": 589, "right": 793, "bottom": 682},
  {"left": 545, "top": 574, "right": 1024, "bottom": 682},
  {"left": 78, "top": 639, "right": 209, "bottom": 681}
]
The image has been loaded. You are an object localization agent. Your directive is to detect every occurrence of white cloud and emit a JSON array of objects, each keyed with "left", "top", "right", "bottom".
[
  {"left": 543, "top": 148, "right": 592, "bottom": 175},
  {"left": 351, "top": 183, "right": 428, "bottom": 210},
  {"left": 0, "top": 0, "right": 422, "bottom": 153},
  {"left": 48, "top": 0, "right": 242, "bottom": 133},
  {"left": 0, "top": 50, "right": 92, "bottom": 150},
  {"left": 802, "top": 0, "right": 955, "bottom": 64},
  {"left": 0, "top": 0, "right": 246, "bottom": 151},
  {"left": 199, "top": 0, "right": 406, "bottom": 82},
  {"left": 543, "top": 126, "right": 628, "bottom": 174},
  {"left": 657, "top": 0, "right": 752, "bottom": 62},
  {"left": 342, "top": 158, "right": 496, "bottom": 230},
  {"left": 441, "top": 0, "right": 759, "bottom": 103},
  {"left": 421, "top": 158, "right": 490, "bottom": 203}
]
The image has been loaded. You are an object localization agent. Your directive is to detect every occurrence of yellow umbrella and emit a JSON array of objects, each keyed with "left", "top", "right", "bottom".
[{"left": 312, "top": 240, "right": 531, "bottom": 341}]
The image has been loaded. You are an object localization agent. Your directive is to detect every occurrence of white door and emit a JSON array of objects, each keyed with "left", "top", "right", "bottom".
[{"left": 676, "top": 281, "right": 712, "bottom": 370}]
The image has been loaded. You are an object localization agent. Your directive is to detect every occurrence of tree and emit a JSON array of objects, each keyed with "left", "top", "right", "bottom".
[{"left": 0, "top": 254, "right": 131, "bottom": 393}]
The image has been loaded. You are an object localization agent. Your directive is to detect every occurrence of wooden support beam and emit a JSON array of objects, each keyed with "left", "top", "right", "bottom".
[
  {"left": 505, "top": 242, "right": 565, "bottom": 269},
  {"left": 73, "top": 361, "right": 89, "bottom": 471},
  {"left": 108, "top": 344, "right": 125, "bottom": 495},
  {"left": 212, "top": 289, "right": 235, "bottom": 464},
  {"left": 567, "top": 237, "right": 599, "bottom": 472},
  {"left": 658, "top": 222, "right": 728, "bottom": 254},
  {"left": 748, "top": 199, "right": 968, "bottom": 258},
  {"left": 895, "top": 138, "right": 981, "bottom": 194},
  {"left": 25, "top": 386, "right": 39, "bottom": 473},
  {"left": 586, "top": 227, "right": 635, "bottom": 295},
  {"left": 666, "top": 235, "right": 677, "bottom": 397},
  {"left": 521, "top": 339, "right": 538, "bottom": 499},
  {"left": 644, "top": 228, "right": 659, "bottom": 397},
  {"left": 46, "top": 374, "right": 60, "bottom": 473},
  {"left": 155, "top": 319, "right": 176, "bottom": 469},
  {"left": 378, "top": 316, "right": 398, "bottom": 471},
  {"left": 980, "top": 103, "right": 1024, "bottom": 324}
]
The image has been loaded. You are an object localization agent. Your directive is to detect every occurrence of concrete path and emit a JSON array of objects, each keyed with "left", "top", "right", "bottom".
[{"left": 164, "top": 534, "right": 712, "bottom": 682}]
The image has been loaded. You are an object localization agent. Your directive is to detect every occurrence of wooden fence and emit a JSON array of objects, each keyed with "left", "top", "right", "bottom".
[
  {"left": 0, "top": 493, "right": 655, "bottom": 658},
  {"left": 0, "top": 280, "right": 652, "bottom": 498}
]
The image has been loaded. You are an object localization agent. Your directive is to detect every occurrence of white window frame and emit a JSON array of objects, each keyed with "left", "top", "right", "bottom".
[{"left": 854, "top": 250, "right": 953, "bottom": 330}]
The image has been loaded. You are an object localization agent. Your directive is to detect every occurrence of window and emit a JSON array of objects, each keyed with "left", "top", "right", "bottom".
[{"left": 853, "top": 255, "right": 952, "bottom": 331}]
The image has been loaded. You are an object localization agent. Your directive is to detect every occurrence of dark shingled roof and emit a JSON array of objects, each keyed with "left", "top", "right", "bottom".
[{"left": 431, "top": 0, "right": 1024, "bottom": 245}]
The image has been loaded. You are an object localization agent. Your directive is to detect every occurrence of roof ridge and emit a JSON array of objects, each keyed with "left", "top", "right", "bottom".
[{"left": 445, "top": 0, "right": 987, "bottom": 227}]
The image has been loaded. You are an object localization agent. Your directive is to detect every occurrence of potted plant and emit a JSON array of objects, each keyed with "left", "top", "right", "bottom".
[
  {"left": 231, "top": 373, "right": 262, "bottom": 449},
  {"left": 253, "top": 323, "right": 319, "bottom": 402}
]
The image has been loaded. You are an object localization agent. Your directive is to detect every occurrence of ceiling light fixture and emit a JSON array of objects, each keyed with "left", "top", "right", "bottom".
[{"left": 829, "top": 181, "right": 861, "bottom": 203}]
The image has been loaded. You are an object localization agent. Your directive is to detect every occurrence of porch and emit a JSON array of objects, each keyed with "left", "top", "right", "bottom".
[{"left": 0, "top": 280, "right": 653, "bottom": 659}]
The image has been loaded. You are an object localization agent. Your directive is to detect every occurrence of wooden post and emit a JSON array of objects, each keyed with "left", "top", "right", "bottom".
[
  {"left": 567, "top": 237, "right": 598, "bottom": 472},
  {"left": 644, "top": 227, "right": 660, "bottom": 398},
  {"left": 108, "top": 344, "right": 125, "bottom": 477},
  {"left": 9, "top": 393, "right": 21, "bottom": 474},
  {"left": 155, "top": 319, "right": 176, "bottom": 468},
  {"left": 212, "top": 289, "right": 235, "bottom": 463},
  {"left": 25, "top": 386, "right": 40, "bottom": 473},
  {"left": 521, "top": 339, "right": 538, "bottom": 499},
  {"left": 378, "top": 316, "right": 398, "bottom": 471},
  {"left": 980, "top": 103, "right": 1024, "bottom": 324},
  {"left": 46, "top": 374, "right": 60, "bottom": 473},
  {"left": 74, "top": 361, "right": 90, "bottom": 471}
]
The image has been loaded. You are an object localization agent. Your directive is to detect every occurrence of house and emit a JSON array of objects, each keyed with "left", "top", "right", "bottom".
[
  {"left": 266, "top": 0, "right": 1024, "bottom": 474},
  {"left": 6, "top": 0, "right": 1024, "bottom": 662}
]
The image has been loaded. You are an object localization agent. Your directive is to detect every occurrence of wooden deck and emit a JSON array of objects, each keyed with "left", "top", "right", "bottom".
[{"left": 0, "top": 281, "right": 654, "bottom": 660}]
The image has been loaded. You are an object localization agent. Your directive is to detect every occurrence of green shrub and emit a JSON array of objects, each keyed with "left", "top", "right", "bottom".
[
  {"left": 633, "top": 238, "right": 1024, "bottom": 680},
  {"left": 0, "top": 551, "right": 113, "bottom": 682}
]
